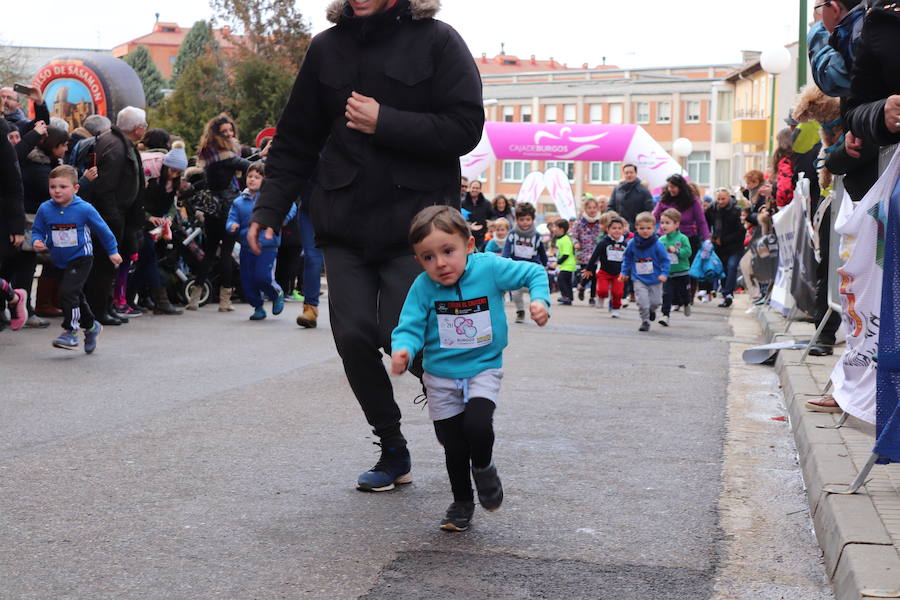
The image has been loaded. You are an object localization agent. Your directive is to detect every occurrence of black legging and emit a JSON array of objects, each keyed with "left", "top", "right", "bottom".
[
  {"left": 0, "top": 250, "right": 37, "bottom": 317},
  {"left": 433, "top": 397, "right": 496, "bottom": 503},
  {"left": 195, "top": 215, "right": 234, "bottom": 289},
  {"left": 275, "top": 243, "right": 303, "bottom": 296}
]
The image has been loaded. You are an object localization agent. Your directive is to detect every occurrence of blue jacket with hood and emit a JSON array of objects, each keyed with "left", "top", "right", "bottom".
[
  {"left": 31, "top": 195, "right": 118, "bottom": 269},
  {"left": 621, "top": 233, "right": 670, "bottom": 285}
]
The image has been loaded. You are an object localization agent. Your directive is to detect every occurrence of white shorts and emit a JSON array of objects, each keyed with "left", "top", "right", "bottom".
[{"left": 422, "top": 369, "right": 504, "bottom": 421}]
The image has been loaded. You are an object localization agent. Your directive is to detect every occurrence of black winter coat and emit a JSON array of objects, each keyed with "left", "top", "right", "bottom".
[
  {"left": 706, "top": 200, "right": 744, "bottom": 257},
  {"left": 90, "top": 126, "right": 145, "bottom": 251},
  {"left": 17, "top": 146, "right": 59, "bottom": 214},
  {"left": 461, "top": 193, "right": 495, "bottom": 248},
  {"left": 254, "top": 0, "right": 484, "bottom": 261},
  {"left": 845, "top": 0, "right": 900, "bottom": 147},
  {"left": 609, "top": 178, "right": 654, "bottom": 229},
  {"left": 0, "top": 118, "right": 25, "bottom": 260}
]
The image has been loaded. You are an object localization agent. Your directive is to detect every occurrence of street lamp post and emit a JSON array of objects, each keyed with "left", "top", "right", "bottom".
[
  {"left": 798, "top": 0, "right": 808, "bottom": 89},
  {"left": 761, "top": 47, "right": 792, "bottom": 156},
  {"left": 673, "top": 137, "right": 693, "bottom": 173}
]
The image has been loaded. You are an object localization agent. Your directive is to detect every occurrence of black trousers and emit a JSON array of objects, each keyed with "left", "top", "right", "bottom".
[
  {"left": 195, "top": 215, "right": 235, "bottom": 289},
  {"left": 815, "top": 206, "right": 842, "bottom": 345},
  {"left": 576, "top": 264, "right": 597, "bottom": 299},
  {"left": 322, "top": 246, "right": 422, "bottom": 446},
  {"left": 662, "top": 273, "right": 692, "bottom": 316},
  {"left": 433, "top": 398, "right": 496, "bottom": 503},
  {"left": 0, "top": 250, "right": 37, "bottom": 317},
  {"left": 85, "top": 235, "right": 115, "bottom": 318},
  {"left": 275, "top": 243, "right": 302, "bottom": 296},
  {"left": 47, "top": 256, "right": 95, "bottom": 331},
  {"left": 558, "top": 270, "right": 574, "bottom": 300}
]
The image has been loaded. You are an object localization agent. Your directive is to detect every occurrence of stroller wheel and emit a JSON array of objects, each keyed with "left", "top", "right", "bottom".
[{"left": 184, "top": 279, "right": 212, "bottom": 307}]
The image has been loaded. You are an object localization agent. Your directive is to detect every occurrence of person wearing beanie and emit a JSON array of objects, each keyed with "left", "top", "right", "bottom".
[{"left": 162, "top": 145, "right": 188, "bottom": 172}]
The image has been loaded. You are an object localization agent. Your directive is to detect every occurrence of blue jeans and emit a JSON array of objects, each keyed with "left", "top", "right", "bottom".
[
  {"left": 719, "top": 251, "right": 741, "bottom": 297},
  {"left": 240, "top": 246, "right": 281, "bottom": 309},
  {"left": 297, "top": 210, "right": 323, "bottom": 307}
]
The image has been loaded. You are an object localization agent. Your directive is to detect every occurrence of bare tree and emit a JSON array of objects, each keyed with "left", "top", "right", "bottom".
[
  {"left": 209, "top": 0, "right": 311, "bottom": 71},
  {"left": 0, "top": 42, "right": 28, "bottom": 87}
]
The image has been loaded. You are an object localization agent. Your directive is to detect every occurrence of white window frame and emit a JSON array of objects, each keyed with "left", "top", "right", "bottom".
[
  {"left": 685, "top": 100, "right": 701, "bottom": 123},
  {"left": 656, "top": 101, "right": 671, "bottom": 124},
  {"left": 502, "top": 106, "right": 515, "bottom": 122},
  {"left": 635, "top": 102, "right": 650, "bottom": 124},
  {"left": 687, "top": 151, "right": 711, "bottom": 185},
  {"left": 544, "top": 105, "right": 557, "bottom": 123},
  {"left": 546, "top": 160, "right": 575, "bottom": 182},
  {"left": 609, "top": 103, "right": 623, "bottom": 124},
  {"left": 589, "top": 161, "right": 622, "bottom": 184},
  {"left": 589, "top": 104, "right": 603, "bottom": 124},
  {"left": 521, "top": 105, "right": 532, "bottom": 122},
  {"left": 502, "top": 160, "right": 529, "bottom": 183},
  {"left": 563, "top": 104, "right": 577, "bottom": 124}
]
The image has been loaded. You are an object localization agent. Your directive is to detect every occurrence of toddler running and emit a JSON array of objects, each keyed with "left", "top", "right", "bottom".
[{"left": 619, "top": 212, "right": 669, "bottom": 332}]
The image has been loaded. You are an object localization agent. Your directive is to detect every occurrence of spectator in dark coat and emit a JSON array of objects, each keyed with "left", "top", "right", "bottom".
[
  {"left": 706, "top": 189, "right": 744, "bottom": 306},
  {"left": 0, "top": 117, "right": 24, "bottom": 267},
  {"left": 461, "top": 180, "right": 495, "bottom": 250},
  {"left": 0, "top": 86, "right": 50, "bottom": 134},
  {"left": 609, "top": 163, "right": 654, "bottom": 230},
  {"left": 249, "top": 0, "right": 484, "bottom": 493}
]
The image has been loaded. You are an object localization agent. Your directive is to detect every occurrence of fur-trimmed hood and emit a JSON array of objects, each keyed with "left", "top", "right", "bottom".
[{"left": 326, "top": 0, "right": 440, "bottom": 23}]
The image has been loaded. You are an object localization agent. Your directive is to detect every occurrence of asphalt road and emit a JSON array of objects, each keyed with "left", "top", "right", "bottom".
[{"left": 0, "top": 293, "right": 830, "bottom": 599}]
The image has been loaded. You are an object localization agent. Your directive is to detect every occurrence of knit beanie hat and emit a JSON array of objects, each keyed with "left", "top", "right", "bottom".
[{"left": 163, "top": 146, "right": 188, "bottom": 171}]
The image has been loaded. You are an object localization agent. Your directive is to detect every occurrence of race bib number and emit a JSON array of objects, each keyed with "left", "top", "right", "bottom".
[
  {"left": 51, "top": 224, "right": 78, "bottom": 248},
  {"left": 635, "top": 259, "right": 654, "bottom": 275},
  {"left": 435, "top": 297, "right": 492, "bottom": 349},
  {"left": 513, "top": 241, "right": 534, "bottom": 259},
  {"left": 606, "top": 248, "right": 624, "bottom": 262},
  {"left": 668, "top": 252, "right": 678, "bottom": 264}
]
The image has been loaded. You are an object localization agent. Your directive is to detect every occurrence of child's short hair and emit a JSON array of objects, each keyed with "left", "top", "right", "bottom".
[
  {"left": 599, "top": 210, "right": 621, "bottom": 227},
  {"left": 515, "top": 202, "right": 536, "bottom": 219},
  {"left": 660, "top": 208, "right": 682, "bottom": 224},
  {"left": 409, "top": 205, "right": 470, "bottom": 247},
  {"left": 48, "top": 165, "right": 78, "bottom": 185},
  {"left": 553, "top": 218, "right": 569, "bottom": 233},
  {"left": 582, "top": 196, "right": 599, "bottom": 210},
  {"left": 635, "top": 212, "right": 656, "bottom": 226},
  {"left": 606, "top": 216, "right": 627, "bottom": 229},
  {"left": 247, "top": 162, "right": 265, "bottom": 177}
]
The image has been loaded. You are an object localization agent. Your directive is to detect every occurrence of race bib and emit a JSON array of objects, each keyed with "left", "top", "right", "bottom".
[
  {"left": 635, "top": 259, "right": 654, "bottom": 275},
  {"left": 606, "top": 248, "right": 624, "bottom": 262},
  {"left": 436, "top": 297, "right": 492, "bottom": 349},
  {"left": 513, "top": 241, "right": 534, "bottom": 259},
  {"left": 51, "top": 224, "right": 78, "bottom": 248},
  {"left": 668, "top": 252, "right": 678, "bottom": 264}
]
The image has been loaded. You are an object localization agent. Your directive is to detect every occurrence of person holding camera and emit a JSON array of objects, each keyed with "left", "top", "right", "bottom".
[{"left": 1, "top": 85, "right": 50, "bottom": 135}]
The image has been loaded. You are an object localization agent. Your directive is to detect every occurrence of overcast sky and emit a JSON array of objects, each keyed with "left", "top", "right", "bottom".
[{"left": 1, "top": 0, "right": 810, "bottom": 69}]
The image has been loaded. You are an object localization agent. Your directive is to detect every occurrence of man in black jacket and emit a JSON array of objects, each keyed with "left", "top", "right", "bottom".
[
  {"left": 249, "top": 0, "right": 484, "bottom": 492},
  {"left": 84, "top": 106, "right": 147, "bottom": 326},
  {"left": 0, "top": 118, "right": 25, "bottom": 266},
  {"left": 1, "top": 86, "right": 50, "bottom": 135},
  {"left": 706, "top": 189, "right": 744, "bottom": 307},
  {"left": 609, "top": 164, "right": 653, "bottom": 230}
]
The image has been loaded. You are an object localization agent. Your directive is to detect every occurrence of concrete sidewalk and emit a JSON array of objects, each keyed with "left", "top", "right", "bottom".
[{"left": 749, "top": 299, "right": 900, "bottom": 599}]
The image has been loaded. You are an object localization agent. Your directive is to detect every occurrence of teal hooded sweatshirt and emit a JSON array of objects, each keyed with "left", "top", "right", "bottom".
[{"left": 392, "top": 251, "right": 550, "bottom": 379}]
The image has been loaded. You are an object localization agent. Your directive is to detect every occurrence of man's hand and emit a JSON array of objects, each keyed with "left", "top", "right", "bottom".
[
  {"left": 845, "top": 131, "right": 863, "bottom": 159},
  {"left": 109, "top": 253, "right": 123, "bottom": 266},
  {"left": 346, "top": 91, "right": 380, "bottom": 134},
  {"left": 83, "top": 166, "right": 98, "bottom": 181},
  {"left": 884, "top": 95, "right": 900, "bottom": 134},
  {"left": 10, "top": 234, "right": 23, "bottom": 248},
  {"left": 148, "top": 216, "right": 167, "bottom": 227},
  {"left": 247, "top": 221, "right": 274, "bottom": 255},
  {"left": 26, "top": 86, "right": 44, "bottom": 105},
  {"left": 530, "top": 301, "right": 549, "bottom": 326},
  {"left": 391, "top": 350, "right": 410, "bottom": 375},
  {"left": 32, "top": 239, "right": 46, "bottom": 252},
  {"left": 32, "top": 120, "right": 47, "bottom": 136}
]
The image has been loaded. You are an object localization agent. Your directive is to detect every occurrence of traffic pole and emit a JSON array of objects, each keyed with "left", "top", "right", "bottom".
[{"left": 798, "top": 0, "right": 808, "bottom": 90}]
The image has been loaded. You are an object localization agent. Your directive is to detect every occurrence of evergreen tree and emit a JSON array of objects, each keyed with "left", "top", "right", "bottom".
[
  {"left": 172, "top": 21, "right": 218, "bottom": 85},
  {"left": 122, "top": 45, "right": 166, "bottom": 108},
  {"left": 150, "top": 52, "right": 229, "bottom": 155},
  {"left": 231, "top": 54, "right": 293, "bottom": 137}
]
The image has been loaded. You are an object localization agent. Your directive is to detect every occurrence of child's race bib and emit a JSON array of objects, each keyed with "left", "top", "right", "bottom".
[
  {"left": 513, "top": 240, "right": 534, "bottom": 259},
  {"left": 635, "top": 259, "right": 654, "bottom": 275},
  {"left": 606, "top": 247, "right": 624, "bottom": 262},
  {"left": 51, "top": 224, "right": 78, "bottom": 248},
  {"left": 435, "top": 297, "right": 492, "bottom": 349}
]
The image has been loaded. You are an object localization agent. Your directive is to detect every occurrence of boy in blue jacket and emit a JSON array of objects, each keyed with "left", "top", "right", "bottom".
[
  {"left": 619, "top": 211, "right": 669, "bottom": 332},
  {"left": 391, "top": 206, "right": 550, "bottom": 532},
  {"left": 32, "top": 165, "right": 122, "bottom": 352},
  {"left": 227, "top": 163, "right": 296, "bottom": 320}
]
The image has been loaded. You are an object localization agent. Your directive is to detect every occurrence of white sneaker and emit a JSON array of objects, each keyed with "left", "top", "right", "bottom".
[{"left": 610, "top": 310, "right": 620, "bottom": 319}]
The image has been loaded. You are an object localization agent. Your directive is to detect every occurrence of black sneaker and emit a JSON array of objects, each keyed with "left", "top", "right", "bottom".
[
  {"left": 577, "top": 287, "right": 585, "bottom": 301},
  {"left": 356, "top": 444, "right": 412, "bottom": 492},
  {"left": 649, "top": 309, "right": 656, "bottom": 321},
  {"left": 440, "top": 501, "right": 475, "bottom": 532},
  {"left": 471, "top": 462, "right": 503, "bottom": 511},
  {"left": 639, "top": 321, "right": 650, "bottom": 332},
  {"left": 718, "top": 295, "right": 733, "bottom": 308},
  {"left": 515, "top": 310, "right": 525, "bottom": 323}
]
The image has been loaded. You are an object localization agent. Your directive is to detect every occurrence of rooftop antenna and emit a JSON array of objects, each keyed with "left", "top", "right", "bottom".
[
  {"left": 500, "top": 42, "right": 505, "bottom": 55},
  {"left": 602, "top": 56, "right": 607, "bottom": 65},
  {"left": 155, "top": 12, "right": 160, "bottom": 22}
]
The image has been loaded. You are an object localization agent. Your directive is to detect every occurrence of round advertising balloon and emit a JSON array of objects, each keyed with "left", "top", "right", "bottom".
[{"left": 29, "top": 52, "right": 146, "bottom": 131}]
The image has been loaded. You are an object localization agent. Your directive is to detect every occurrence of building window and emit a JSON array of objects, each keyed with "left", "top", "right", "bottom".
[
  {"left": 563, "top": 104, "right": 577, "bottom": 124},
  {"left": 657, "top": 101, "right": 671, "bottom": 123},
  {"left": 521, "top": 105, "right": 532, "bottom": 122},
  {"left": 544, "top": 105, "right": 557, "bottom": 123},
  {"left": 609, "top": 103, "right": 623, "bottom": 124},
  {"left": 589, "top": 104, "right": 603, "bottom": 124},
  {"left": 502, "top": 160, "right": 530, "bottom": 183},
  {"left": 169, "top": 55, "right": 177, "bottom": 65},
  {"left": 503, "top": 106, "right": 514, "bottom": 122},
  {"left": 687, "top": 151, "right": 711, "bottom": 185},
  {"left": 685, "top": 101, "right": 701, "bottom": 123},
  {"left": 546, "top": 160, "right": 575, "bottom": 182},
  {"left": 589, "top": 161, "right": 622, "bottom": 184},
  {"left": 635, "top": 102, "right": 650, "bottom": 124}
]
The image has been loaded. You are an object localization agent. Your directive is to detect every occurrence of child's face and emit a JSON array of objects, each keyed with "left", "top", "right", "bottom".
[
  {"left": 659, "top": 216, "right": 677, "bottom": 235},
  {"left": 413, "top": 227, "right": 474, "bottom": 287},
  {"left": 494, "top": 223, "right": 509, "bottom": 238},
  {"left": 516, "top": 214, "right": 534, "bottom": 230},
  {"left": 584, "top": 202, "right": 599, "bottom": 218},
  {"left": 246, "top": 170, "right": 263, "bottom": 192},
  {"left": 607, "top": 222, "right": 624, "bottom": 239},
  {"left": 48, "top": 176, "right": 78, "bottom": 205},
  {"left": 635, "top": 221, "right": 655, "bottom": 239}
]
